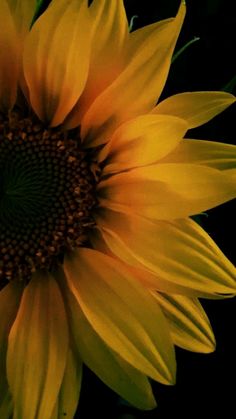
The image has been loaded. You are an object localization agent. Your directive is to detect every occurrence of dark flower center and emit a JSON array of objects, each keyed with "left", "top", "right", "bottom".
[{"left": 0, "top": 112, "right": 99, "bottom": 284}]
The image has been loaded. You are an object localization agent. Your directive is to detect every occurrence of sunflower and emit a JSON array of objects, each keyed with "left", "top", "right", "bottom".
[{"left": 0, "top": 0, "right": 236, "bottom": 417}]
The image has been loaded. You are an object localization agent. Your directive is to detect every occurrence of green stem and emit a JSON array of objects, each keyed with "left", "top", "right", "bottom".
[
  {"left": 172, "top": 36, "right": 200, "bottom": 64},
  {"left": 129, "top": 15, "right": 139, "bottom": 32}
]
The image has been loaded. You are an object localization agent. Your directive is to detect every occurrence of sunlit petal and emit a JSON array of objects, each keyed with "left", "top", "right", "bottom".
[
  {"left": 23, "top": 0, "right": 92, "bottom": 125},
  {"left": 153, "top": 91, "right": 235, "bottom": 128},
  {"left": 158, "top": 138, "right": 236, "bottom": 170},
  {"left": 81, "top": 2, "right": 186, "bottom": 146},
  {"left": 98, "top": 115, "right": 187, "bottom": 173},
  {"left": 97, "top": 209, "right": 236, "bottom": 297},
  {"left": 64, "top": 248, "right": 176, "bottom": 385},
  {"left": 99, "top": 164, "right": 236, "bottom": 219}
]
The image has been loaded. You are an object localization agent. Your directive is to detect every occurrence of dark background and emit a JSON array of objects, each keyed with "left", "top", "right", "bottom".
[{"left": 76, "top": 1, "right": 236, "bottom": 417}]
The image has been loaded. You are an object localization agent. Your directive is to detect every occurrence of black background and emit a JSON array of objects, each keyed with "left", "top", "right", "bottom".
[{"left": 76, "top": 1, "right": 236, "bottom": 417}]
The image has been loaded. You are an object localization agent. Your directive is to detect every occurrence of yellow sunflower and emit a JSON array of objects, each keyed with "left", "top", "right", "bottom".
[{"left": 0, "top": 0, "right": 236, "bottom": 417}]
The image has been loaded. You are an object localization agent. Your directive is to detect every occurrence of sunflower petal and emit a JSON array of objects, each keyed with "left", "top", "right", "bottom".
[
  {"left": 81, "top": 2, "right": 186, "bottom": 146},
  {"left": 0, "top": 0, "right": 19, "bottom": 111},
  {"left": 64, "top": 248, "right": 176, "bottom": 384},
  {"left": 57, "top": 349, "right": 82, "bottom": 419},
  {"left": 153, "top": 293, "right": 215, "bottom": 353},
  {"left": 7, "top": 272, "right": 68, "bottom": 419},
  {"left": 7, "top": 0, "right": 36, "bottom": 38},
  {"left": 97, "top": 209, "right": 236, "bottom": 297},
  {"left": 0, "top": 282, "right": 22, "bottom": 418},
  {"left": 65, "top": 288, "right": 157, "bottom": 410},
  {"left": 99, "top": 163, "right": 236, "bottom": 219},
  {"left": 90, "top": 229, "right": 213, "bottom": 298},
  {"left": 158, "top": 139, "right": 236, "bottom": 170},
  {"left": 98, "top": 115, "right": 187, "bottom": 173},
  {"left": 23, "top": 0, "right": 92, "bottom": 126},
  {"left": 65, "top": 0, "right": 129, "bottom": 129},
  {"left": 152, "top": 91, "right": 236, "bottom": 128}
]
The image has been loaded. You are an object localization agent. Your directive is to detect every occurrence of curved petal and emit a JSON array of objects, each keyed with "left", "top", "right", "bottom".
[
  {"left": 0, "top": 282, "right": 22, "bottom": 418},
  {"left": 0, "top": 0, "right": 19, "bottom": 111},
  {"left": 153, "top": 293, "right": 215, "bottom": 353},
  {"left": 96, "top": 209, "right": 236, "bottom": 297},
  {"left": 158, "top": 139, "right": 236, "bottom": 170},
  {"left": 64, "top": 287, "right": 157, "bottom": 410},
  {"left": 98, "top": 115, "right": 187, "bottom": 174},
  {"left": 7, "top": 0, "right": 36, "bottom": 39},
  {"left": 7, "top": 272, "right": 69, "bottom": 419},
  {"left": 64, "top": 248, "right": 176, "bottom": 385},
  {"left": 152, "top": 91, "right": 235, "bottom": 128},
  {"left": 57, "top": 348, "right": 82, "bottom": 419},
  {"left": 98, "top": 163, "right": 236, "bottom": 220},
  {"left": 65, "top": 0, "right": 129, "bottom": 129},
  {"left": 23, "top": 0, "right": 92, "bottom": 126},
  {"left": 81, "top": 2, "right": 186, "bottom": 146},
  {"left": 89, "top": 227, "right": 214, "bottom": 298}
]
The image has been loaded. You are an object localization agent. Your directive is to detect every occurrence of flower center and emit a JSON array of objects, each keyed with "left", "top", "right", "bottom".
[{"left": 0, "top": 113, "right": 98, "bottom": 284}]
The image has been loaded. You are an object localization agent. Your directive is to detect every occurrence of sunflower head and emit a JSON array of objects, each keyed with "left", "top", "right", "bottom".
[
  {"left": 0, "top": 1, "right": 235, "bottom": 418},
  {"left": 0, "top": 114, "right": 99, "bottom": 282}
]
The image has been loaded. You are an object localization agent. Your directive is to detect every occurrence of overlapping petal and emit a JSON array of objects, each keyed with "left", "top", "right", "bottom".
[
  {"left": 65, "top": 0, "right": 129, "bottom": 129},
  {"left": 152, "top": 91, "right": 235, "bottom": 128},
  {"left": 65, "top": 287, "right": 157, "bottom": 410},
  {"left": 64, "top": 248, "right": 176, "bottom": 385},
  {"left": 98, "top": 115, "right": 187, "bottom": 173},
  {"left": 23, "top": 0, "right": 92, "bottom": 126},
  {"left": 7, "top": 272, "right": 69, "bottom": 419},
  {"left": 97, "top": 209, "right": 236, "bottom": 297},
  {"left": 99, "top": 163, "right": 236, "bottom": 219},
  {"left": 81, "top": 2, "right": 186, "bottom": 146},
  {"left": 0, "top": 0, "right": 19, "bottom": 111},
  {"left": 7, "top": 0, "right": 36, "bottom": 39},
  {"left": 158, "top": 139, "right": 236, "bottom": 170},
  {"left": 153, "top": 293, "right": 215, "bottom": 352},
  {"left": 0, "top": 282, "right": 22, "bottom": 419},
  {"left": 89, "top": 228, "right": 210, "bottom": 298}
]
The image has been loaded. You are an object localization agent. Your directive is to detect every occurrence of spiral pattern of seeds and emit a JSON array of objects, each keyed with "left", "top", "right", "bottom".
[{"left": 0, "top": 113, "right": 98, "bottom": 283}]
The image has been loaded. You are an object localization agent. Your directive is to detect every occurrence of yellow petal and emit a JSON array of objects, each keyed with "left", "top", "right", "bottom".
[
  {"left": 7, "top": 0, "right": 36, "bottom": 39},
  {"left": 23, "top": 0, "right": 92, "bottom": 126},
  {"left": 0, "top": 282, "right": 22, "bottom": 419},
  {"left": 99, "top": 163, "right": 236, "bottom": 219},
  {"left": 64, "top": 288, "right": 157, "bottom": 410},
  {"left": 64, "top": 248, "right": 176, "bottom": 385},
  {"left": 57, "top": 348, "right": 82, "bottom": 419},
  {"left": 153, "top": 293, "right": 215, "bottom": 353},
  {"left": 7, "top": 272, "right": 69, "bottom": 419},
  {"left": 81, "top": 2, "right": 186, "bottom": 146},
  {"left": 98, "top": 115, "right": 187, "bottom": 174},
  {"left": 226, "top": 168, "right": 236, "bottom": 182},
  {"left": 97, "top": 209, "right": 236, "bottom": 297},
  {"left": 153, "top": 91, "right": 236, "bottom": 128},
  {"left": 0, "top": 0, "right": 19, "bottom": 111},
  {"left": 49, "top": 402, "right": 58, "bottom": 419},
  {"left": 89, "top": 229, "right": 211, "bottom": 299},
  {"left": 126, "top": 264, "right": 209, "bottom": 298},
  {"left": 158, "top": 138, "right": 236, "bottom": 170},
  {"left": 65, "top": 0, "right": 129, "bottom": 129}
]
